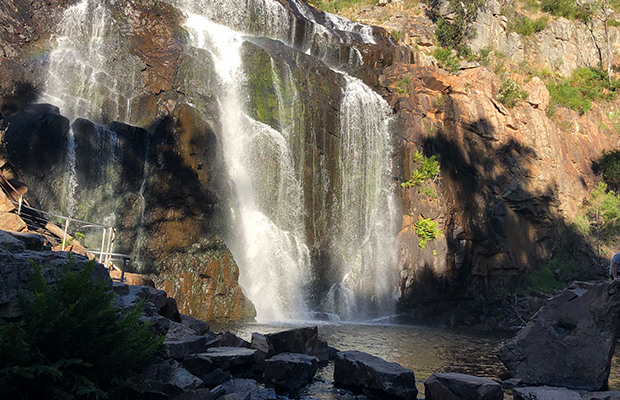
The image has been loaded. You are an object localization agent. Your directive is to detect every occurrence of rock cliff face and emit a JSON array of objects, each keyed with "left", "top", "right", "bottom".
[{"left": 0, "top": 0, "right": 619, "bottom": 323}]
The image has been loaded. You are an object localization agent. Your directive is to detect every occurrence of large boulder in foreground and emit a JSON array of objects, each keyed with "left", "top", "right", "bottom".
[
  {"left": 513, "top": 386, "right": 582, "bottom": 400},
  {"left": 264, "top": 352, "right": 319, "bottom": 392},
  {"left": 334, "top": 350, "right": 417, "bottom": 400},
  {"left": 498, "top": 280, "right": 620, "bottom": 391},
  {"left": 424, "top": 372, "right": 503, "bottom": 400},
  {"left": 264, "top": 326, "right": 328, "bottom": 362}
]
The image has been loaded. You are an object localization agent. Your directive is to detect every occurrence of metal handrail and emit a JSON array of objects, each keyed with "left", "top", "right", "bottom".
[{"left": 0, "top": 181, "right": 131, "bottom": 283}]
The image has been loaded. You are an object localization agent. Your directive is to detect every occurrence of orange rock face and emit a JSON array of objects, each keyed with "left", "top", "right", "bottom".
[
  {"left": 156, "top": 238, "right": 256, "bottom": 322},
  {"left": 384, "top": 63, "right": 619, "bottom": 303}
]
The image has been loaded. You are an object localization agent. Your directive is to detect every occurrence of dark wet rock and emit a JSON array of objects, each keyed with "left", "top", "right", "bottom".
[
  {"left": 8, "top": 231, "right": 45, "bottom": 250},
  {"left": 167, "top": 321, "right": 200, "bottom": 341},
  {"left": 200, "top": 368, "right": 232, "bottom": 388},
  {"left": 184, "top": 353, "right": 214, "bottom": 376},
  {"left": 334, "top": 350, "right": 417, "bottom": 400},
  {"left": 265, "top": 326, "right": 327, "bottom": 361},
  {"left": 512, "top": 386, "right": 582, "bottom": 400},
  {"left": 162, "top": 335, "right": 208, "bottom": 360},
  {"left": 205, "top": 347, "right": 259, "bottom": 375},
  {"left": 251, "top": 332, "right": 273, "bottom": 360},
  {"left": 115, "top": 284, "right": 167, "bottom": 315},
  {"left": 424, "top": 372, "right": 503, "bottom": 400},
  {"left": 162, "top": 297, "right": 183, "bottom": 322},
  {"left": 221, "top": 331, "right": 250, "bottom": 348},
  {"left": 181, "top": 314, "right": 210, "bottom": 335},
  {"left": 205, "top": 331, "right": 223, "bottom": 348},
  {"left": 140, "top": 315, "right": 171, "bottom": 337},
  {"left": 264, "top": 352, "right": 319, "bottom": 392},
  {"left": 220, "top": 379, "right": 276, "bottom": 400},
  {"left": 583, "top": 392, "right": 620, "bottom": 400},
  {"left": 499, "top": 280, "right": 620, "bottom": 391},
  {"left": 142, "top": 358, "right": 204, "bottom": 396},
  {"left": 173, "top": 389, "right": 213, "bottom": 400}
]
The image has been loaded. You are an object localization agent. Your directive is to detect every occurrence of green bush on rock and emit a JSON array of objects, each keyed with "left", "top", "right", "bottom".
[
  {"left": 497, "top": 79, "right": 529, "bottom": 108},
  {"left": 0, "top": 258, "right": 163, "bottom": 399},
  {"left": 414, "top": 217, "right": 443, "bottom": 249}
]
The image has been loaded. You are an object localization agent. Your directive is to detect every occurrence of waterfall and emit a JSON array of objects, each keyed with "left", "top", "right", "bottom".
[
  {"left": 41, "top": 0, "right": 399, "bottom": 322},
  {"left": 323, "top": 74, "right": 398, "bottom": 320},
  {"left": 41, "top": 0, "right": 142, "bottom": 123},
  {"left": 64, "top": 128, "right": 78, "bottom": 217}
]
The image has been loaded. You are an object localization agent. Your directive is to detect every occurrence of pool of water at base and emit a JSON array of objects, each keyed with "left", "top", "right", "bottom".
[{"left": 211, "top": 321, "right": 620, "bottom": 398}]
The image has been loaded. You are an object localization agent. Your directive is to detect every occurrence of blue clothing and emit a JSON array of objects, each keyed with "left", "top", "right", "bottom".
[{"left": 610, "top": 252, "right": 620, "bottom": 276}]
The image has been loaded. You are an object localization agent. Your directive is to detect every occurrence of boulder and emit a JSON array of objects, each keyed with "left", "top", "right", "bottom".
[
  {"left": 173, "top": 389, "right": 213, "bottom": 400},
  {"left": 139, "top": 315, "right": 171, "bottom": 336},
  {"left": 184, "top": 353, "right": 214, "bottom": 376},
  {"left": 142, "top": 358, "right": 204, "bottom": 396},
  {"left": 181, "top": 314, "right": 210, "bottom": 335},
  {"left": 162, "top": 335, "right": 208, "bottom": 360},
  {"left": 8, "top": 231, "right": 45, "bottom": 250},
  {"left": 115, "top": 284, "right": 167, "bottom": 315},
  {"left": 334, "top": 350, "right": 417, "bottom": 400},
  {"left": 513, "top": 386, "right": 582, "bottom": 400},
  {"left": 499, "top": 280, "right": 620, "bottom": 391},
  {"left": 424, "top": 372, "right": 503, "bottom": 400},
  {"left": 167, "top": 321, "right": 200, "bottom": 341},
  {"left": 264, "top": 352, "right": 319, "bottom": 392},
  {"left": 583, "top": 392, "right": 620, "bottom": 400},
  {"left": 205, "top": 347, "right": 259, "bottom": 375},
  {"left": 162, "top": 297, "right": 182, "bottom": 322},
  {"left": 221, "top": 331, "right": 250, "bottom": 348},
  {"left": 251, "top": 332, "right": 273, "bottom": 360},
  {"left": 220, "top": 379, "right": 271, "bottom": 400},
  {"left": 265, "top": 326, "right": 328, "bottom": 361},
  {"left": 200, "top": 368, "right": 232, "bottom": 388},
  {"left": 0, "top": 213, "right": 27, "bottom": 232}
]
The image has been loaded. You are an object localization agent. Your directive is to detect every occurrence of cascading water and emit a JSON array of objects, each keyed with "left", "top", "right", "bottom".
[
  {"left": 325, "top": 74, "right": 398, "bottom": 320},
  {"left": 41, "top": 0, "right": 400, "bottom": 322},
  {"left": 184, "top": 15, "right": 311, "bottom": 321}
]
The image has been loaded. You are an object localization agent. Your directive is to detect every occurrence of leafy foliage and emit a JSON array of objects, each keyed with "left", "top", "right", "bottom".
[
  {"left": 497, "top": 79, "right": 529, "bottom": 108},
  {"left": 430, "top": 0, "right": 484, "bottom": 50},
  {"left": 599, "top": 150, "right": 620, "bottom": 191},
  {"left": 507, "top": 16, "right": 548, "bottom": 36},
  {"left": 414, "top": 217, "right": 443, "bottom": 248},
  {"left": 402, "top": 153, "right": 440, "bottom": 188},
  {"left": 0, "top": 259, "right": 163, "bottom": 399},
  {"left": 519, "top": 254, "right": 580, "bottom": 294},
  {"left": 540, "top": 0, "right": 592, "bottom": 21},
  {"left": 547, "top": 67, "right": 619, "bottom": 114},
  {"left": 433, "top": 48, "right": 460, "bottom": 72}
]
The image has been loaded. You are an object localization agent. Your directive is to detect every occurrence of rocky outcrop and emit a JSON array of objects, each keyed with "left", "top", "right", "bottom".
[
  {"left": 424, "top": 372, "right": 503, "bottom": 400},
  {"left": 0, "top": 229, "right": 109, "bottom": 321},
  {"left": 468, "top": 0, "right": 620, "bottom": 77},
  {"left": 498, "top": 280, "right": 620, "bottom": 391},
  {"left": 334, "top": 350, "right": 418, "bottom": 400}
]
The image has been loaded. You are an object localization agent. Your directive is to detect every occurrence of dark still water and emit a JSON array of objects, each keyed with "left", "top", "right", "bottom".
[{"left": 211, "top": 321, "right": 620, "bottom": 398}]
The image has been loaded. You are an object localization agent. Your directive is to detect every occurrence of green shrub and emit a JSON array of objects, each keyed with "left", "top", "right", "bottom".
[
  {"left": 519, "top": 254, "right": 580, "bottom": 294},
  {"left": 402, "top": 154, "right": 440, "bottom": 188},
  {"left": 0, "top": 259, "right": 163, "bottom": 399},
  {"left": 414, "top": 217, "right": 443, "bottom": 249},
  {"left": 507, "top": 16, "right": 548, "bottom": 36},
  {"left": 391, "top": 30, "right": 402, "bottom": 42},
  {"left": 541, "top": 0, "right": 577, "bottom": 18},
  {"left": 432, "top": 0, "right": 484, "bottom": 50},
  {"left": 599, "top": 150, "right": 620, "bottom": 190},
  {"left": 433, "top": 48, "right": 460, "bottom": 72},
  {"left": 497, "top": 79, "right": 529, "bottom": 108},
  {"left": 547, "top": 67, "right": 619, "bottom": 114}
]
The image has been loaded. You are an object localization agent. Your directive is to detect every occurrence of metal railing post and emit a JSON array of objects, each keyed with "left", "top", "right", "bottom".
[
  {"left": 100, "top": 227, "right": 106, "bottom": 264},
  {"left": 62, "top": 219, "right": 69, "bottom": 251}
]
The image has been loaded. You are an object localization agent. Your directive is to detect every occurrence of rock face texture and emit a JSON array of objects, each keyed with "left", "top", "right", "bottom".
[
  {"left": 498, "top": 280, "right": 620, "bottom": 391},
  {"left": 263, "top": 353, "right": 319, "bottom": 392},
  {"left": 0, "top": 229, "right": 109, "bottom": 321}
]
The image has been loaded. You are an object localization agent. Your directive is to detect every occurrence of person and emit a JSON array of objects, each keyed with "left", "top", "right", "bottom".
[{"left": 610, "top": 251, "right": 620, "bottom": 280}]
